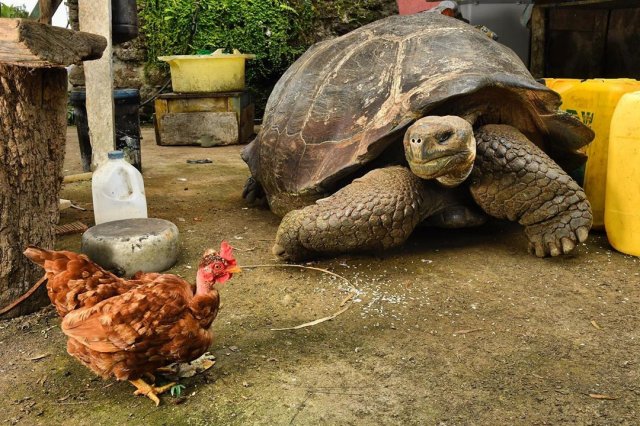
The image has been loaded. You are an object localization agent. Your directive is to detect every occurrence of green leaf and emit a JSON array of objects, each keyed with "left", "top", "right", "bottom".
[{"left": 170, "top": 384, "right": 186, "bottom": 397}]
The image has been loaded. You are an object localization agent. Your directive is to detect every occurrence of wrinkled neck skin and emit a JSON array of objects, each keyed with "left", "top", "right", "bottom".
[
  {"left": 196, "top": 268, "right": 212, "bottom": 296},
  {"left": 191, "top": 267, "right": 220, "bottom": 328},
  {"left": 435, "top": 159, "right": 475, "bottom": 187}
]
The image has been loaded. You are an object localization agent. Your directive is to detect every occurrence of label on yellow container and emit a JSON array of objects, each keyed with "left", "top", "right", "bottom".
[{"left": 544, "top": 78, "right": 640, "bottom": 230}]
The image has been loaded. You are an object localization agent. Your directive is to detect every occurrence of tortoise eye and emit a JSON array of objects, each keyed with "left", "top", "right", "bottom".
[{"left": 438, "top": 131, "right": 452, "bottom": 144}]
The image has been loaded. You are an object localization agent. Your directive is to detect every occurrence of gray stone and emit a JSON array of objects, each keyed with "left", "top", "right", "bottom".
[{"left": 81, "top": 218, "right": 179, "bottom": 277}]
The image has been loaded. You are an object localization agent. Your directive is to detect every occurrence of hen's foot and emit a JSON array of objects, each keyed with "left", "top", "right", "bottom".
[{"left": 129, "top": 378, "right": 176, "bottom": 406}]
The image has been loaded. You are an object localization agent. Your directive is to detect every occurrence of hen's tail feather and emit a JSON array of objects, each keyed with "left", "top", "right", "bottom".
[
  {"left": 23, "top": 246, "right": 86, "bottom": 273},
  {"left": 23, "top": 246, "right": 50, "bottom": 266},
  {"left": 23, "top": 246, "right": 124, "bottom": 317}
]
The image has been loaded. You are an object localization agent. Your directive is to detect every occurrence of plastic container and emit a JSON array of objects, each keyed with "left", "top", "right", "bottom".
[
  {"left": 545, "top": 78, "right": 640, "bottom": 229},
  {"left": 543, "top": 78, "right": 582, "bottom": 95},
  {"left": 69, "top": 90, "right": 92, "bottom": 172},
  {"left": 92, "top": 150, "right": 148, "bottom": 225},
  {"left": 605, "top": 91, "right": 640, "bottom": 256},
  {"left": 113, "top": 89, "right": 142, "bottom": 171},
  {"left": 112, "top": 0, "right": 139, "bottom": 45},
  {"left": 159, "top": 49, "right": 256, "bottom": 93},
  {"left": 70, "top": 88, "right": 142, "bottom": 172}
]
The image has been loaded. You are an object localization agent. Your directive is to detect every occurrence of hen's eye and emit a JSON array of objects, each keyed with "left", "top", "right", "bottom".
[{"left": 214, "top": 263, "right": 223, "bottom": 270}]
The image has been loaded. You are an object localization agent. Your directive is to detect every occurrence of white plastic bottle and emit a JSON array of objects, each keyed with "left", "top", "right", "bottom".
[{"left": 92, "top": 150, "right": 148, "bottom": 225}]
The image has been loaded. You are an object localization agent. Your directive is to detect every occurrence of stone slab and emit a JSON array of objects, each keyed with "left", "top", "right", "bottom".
[{"left": 81, "top": 218, "right": 179, "bottom": 277}]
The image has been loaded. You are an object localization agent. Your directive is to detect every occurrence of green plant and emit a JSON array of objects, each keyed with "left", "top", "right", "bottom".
[
  {"left": 170, "top": 383, "right": 186, "bottom": 397},
  {"left": 139, "top": 0, "right": 314, "bottom": 113},
  {"left": 0, "top": 2, "right": 28, "bottom": 18}
]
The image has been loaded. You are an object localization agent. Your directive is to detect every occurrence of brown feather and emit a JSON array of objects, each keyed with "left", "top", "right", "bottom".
[{"left": 24, "top": 246, "right": 223, "bottom": 381}]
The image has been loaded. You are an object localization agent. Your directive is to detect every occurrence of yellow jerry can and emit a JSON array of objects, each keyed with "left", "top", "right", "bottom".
[
  {"left": 605, "top": 91, "right": 640, "bottom": 256},
  {"left": 545, "top": 78, "right": 640, "bottom": 229},
  {"left": 543, "top": 78, "right": 582, "bottom": 95}
]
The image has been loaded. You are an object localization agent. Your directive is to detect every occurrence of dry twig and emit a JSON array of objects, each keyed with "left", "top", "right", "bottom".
[
  {"left": 0, "top": 275, "right": 47, "bottom": 316},
  {"left": 242, "top": 263, "right": 358, "bottom": 331},
  {"left": 589, "top": 393, "right": 618, "bottom": 400}
]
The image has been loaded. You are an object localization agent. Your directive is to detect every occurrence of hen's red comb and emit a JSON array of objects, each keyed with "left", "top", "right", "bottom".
[{"left": 219, "top": 241, "right": 234, "bottom": 261}]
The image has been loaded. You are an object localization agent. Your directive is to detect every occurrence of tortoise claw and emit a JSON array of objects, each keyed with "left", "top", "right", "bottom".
[
  {"left": 561, "top": 237, "right": 575, "bottom": 254},
  {"left": 576, "top": 226, "right": 589, "bottom": 243},
  {"left": 548, "top": 242, "right": 561, "bottom": 257}
]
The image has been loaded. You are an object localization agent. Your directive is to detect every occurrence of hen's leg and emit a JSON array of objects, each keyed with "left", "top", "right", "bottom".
[
  {"left": 470, "top": 125, "right": 592, "bottom": 257},
  {"left": 272, "top": 166, "right": 460, "bottom": 261},
  {"left": 129, "top": 378, "right": 176, "bottom": 406}
]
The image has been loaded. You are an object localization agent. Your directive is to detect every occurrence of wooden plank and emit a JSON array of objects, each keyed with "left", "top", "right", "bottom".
[
  {"left": 529, "top": 6, "right": 546, "bottom": 78},
  {"left": 546, "top": 8, "right": 609, "bottom": 78},
  {"left": 0, "top": 18, "right": 106, "bottom": 67},
  {"left": 605, "top": 8, "right": 640, "bottom": 77},
  {"left": 55, "top": 221, "right": 88, "bottom": 236},
  {"left": 168, "top": 97, "right": 228, "bottom": 113},
  {"left": 30, "top": 0, "right": 64, "bottom": 24},
  {"left": 535, "top": 0, "right": 638, "bottom": 9},
  {"left": 158, "top": 91, "right": 245, "bottom": 99}
]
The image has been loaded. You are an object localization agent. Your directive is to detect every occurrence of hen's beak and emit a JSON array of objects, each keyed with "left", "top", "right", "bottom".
[{"left": 226, "top": 265, "right": 242, "bottom": 274}]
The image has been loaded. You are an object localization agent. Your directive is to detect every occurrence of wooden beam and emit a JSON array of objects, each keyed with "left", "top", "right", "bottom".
[
  {"left": 30, "top": 0, "right": 64, "bottom": 25},
  {"left": 530, "top": 6, "right": 546, "bottom": 78},
  {"left": 0, "top": 18, "right": 106, "bottom": 68},
  {"left": 534, "top": 0, "right": 639, "bottom": 9}
]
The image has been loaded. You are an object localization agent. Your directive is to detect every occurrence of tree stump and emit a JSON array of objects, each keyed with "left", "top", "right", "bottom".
[{"left": 0, "top": 18, "right": 106, "bottom": 318}]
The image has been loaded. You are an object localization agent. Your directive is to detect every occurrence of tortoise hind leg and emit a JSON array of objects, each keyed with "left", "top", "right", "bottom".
[
  {"left": 242, "top": 177, "right": 267, "bottom": 207},
  {"left": 273, "top": 166, "right": 438, "bottom": 261},
  {"left": 470, "top": 124, "right": 592, "bottom": 257},
  {"left": 421, "top": 187, "right": 487, "bottom": 228}
]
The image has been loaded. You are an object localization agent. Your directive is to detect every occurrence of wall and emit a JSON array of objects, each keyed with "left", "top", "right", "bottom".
[{"left": 67, "top": 0, "right": 399, "bottom": 117}]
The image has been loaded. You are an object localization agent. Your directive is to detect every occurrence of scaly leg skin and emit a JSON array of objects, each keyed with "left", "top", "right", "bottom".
[
  {"left": 272, "top": 166, "right": 458, "bottom": 261},
  {"left": 470, "top": 125, "right": 592, "bottom": 257},
  {"left": 129, "top": 378, "right": 176, "bottom": 406}
]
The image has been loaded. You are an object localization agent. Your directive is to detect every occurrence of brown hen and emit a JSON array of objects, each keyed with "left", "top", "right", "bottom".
[{"left": 24, "top": 242, "right": 240, "bottom": 405}]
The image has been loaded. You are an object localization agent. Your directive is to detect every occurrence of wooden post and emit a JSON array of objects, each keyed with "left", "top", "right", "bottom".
[
  {"left": 0, "top": 18, "right": 106, "bottom": 318},
  {"left": 530, "top": 6, "right": 546, "bottom": 78},
  {"left": 79, "top": 0, "right": 115, "bottom": 170}
]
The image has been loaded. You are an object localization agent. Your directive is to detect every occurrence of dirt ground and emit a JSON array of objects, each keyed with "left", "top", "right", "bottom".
[{"left": 1, "top": 126, "right": 639, "bottom": 425}]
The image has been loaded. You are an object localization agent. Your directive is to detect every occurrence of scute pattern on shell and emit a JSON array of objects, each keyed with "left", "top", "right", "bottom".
[{"left": 243, "top": 12, "right": 560, "bottom": 200}]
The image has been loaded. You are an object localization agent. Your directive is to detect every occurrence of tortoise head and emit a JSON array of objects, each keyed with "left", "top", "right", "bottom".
[{"left": 403, "top": 116, "right": 476, "bottom": 187}]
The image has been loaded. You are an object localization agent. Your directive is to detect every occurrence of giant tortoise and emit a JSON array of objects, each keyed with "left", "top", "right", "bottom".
[{"left": 242, "top": 12, "right": 594, "bottom": 261}]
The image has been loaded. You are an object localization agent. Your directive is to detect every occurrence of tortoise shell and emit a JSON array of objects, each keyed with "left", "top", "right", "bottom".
[{"left": 242, "top": 12, "right": 589, "bottom": 201}]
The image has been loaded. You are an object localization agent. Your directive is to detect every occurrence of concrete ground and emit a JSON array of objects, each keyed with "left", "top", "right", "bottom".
[{"left": 0, "top": 127, "right": 638, "bottom": 425}]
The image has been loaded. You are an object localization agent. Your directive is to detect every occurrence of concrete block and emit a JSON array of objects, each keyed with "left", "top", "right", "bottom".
[
  {"left": 81, "top": 218, "right": 179, "bottom": 277},
  {"left": 160, "top": 112, "right": 238, "bottom": 146}
]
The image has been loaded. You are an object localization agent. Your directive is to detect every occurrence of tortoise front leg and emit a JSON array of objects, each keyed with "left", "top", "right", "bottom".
[
  {"left": 272, "top": 166, "right": 435, "bottom": 261},
  {"left": 470, "top": 125, "right": 592, "bottom": 257}
]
